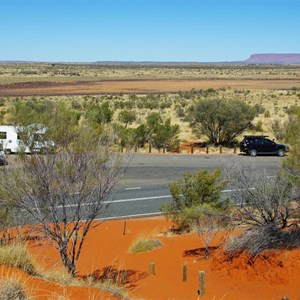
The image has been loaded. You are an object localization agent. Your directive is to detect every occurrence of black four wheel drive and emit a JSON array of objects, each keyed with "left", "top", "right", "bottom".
[{"left": 240, "top": 136, "right": 289, "bottom": 157}]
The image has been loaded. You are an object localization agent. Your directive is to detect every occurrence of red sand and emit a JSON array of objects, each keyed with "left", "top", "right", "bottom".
[{"left": 2, "top": 217, "right": 300, "bottom": 299}]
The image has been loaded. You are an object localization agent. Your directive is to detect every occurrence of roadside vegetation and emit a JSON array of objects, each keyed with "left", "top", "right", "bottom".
[
  {"left": 0, "top": 64, "right": 300, "bottom": 298},
  {"left": 1, "top": 86, "right": 300, "bottom": 150},
  {"left": 161, "top": 154, "right": 300, "bottom": 260}
]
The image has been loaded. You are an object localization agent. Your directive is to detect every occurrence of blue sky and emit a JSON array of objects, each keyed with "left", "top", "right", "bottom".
[{"left": 0, "top": 0, "right": 299, "bottom": 62}]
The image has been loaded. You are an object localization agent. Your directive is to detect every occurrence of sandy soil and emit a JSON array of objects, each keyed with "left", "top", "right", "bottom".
[
  {"left": 0, "top": 265, "right": 118, "bottom": 299},
  {"left": 1, "top": 79, "right": 300, "bottom": 96},
  {"left": 19, "top": 217, "right": 300, "bottom": 300}
]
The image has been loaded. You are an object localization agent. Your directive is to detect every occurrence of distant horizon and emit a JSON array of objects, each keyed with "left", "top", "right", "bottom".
[
  {"left": 2, "top": 53, "right": 300, "bottom": 64},
  {"left": 1, "top": 0, "right": 299, "bottom": 62}
]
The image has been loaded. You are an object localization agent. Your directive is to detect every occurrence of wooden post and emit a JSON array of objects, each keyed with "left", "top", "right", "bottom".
[
  {"left": 177, "top": 145, "right": 180, "bottom": 153},
  {"left": 234, "top": 146, "right": 237, "bottom": 154},
  {"left": 198, "top": 271, "right": 206, "bottom": 296},
  {"left": 163, "top": 147, "right": 165, "bottom": 153},
  {"left": 206, "top": 146, "right": 209, "bottom": 154},
  {"left": 134, "top": 145, "right": 137, "bottom": 153},
  {"left": 123, "top": 221, "right": 127, "bottom": 236},
  {"left": 149, "top": 144, "right": 152, "bottom": 153},
  {"left": 120, "top": 146, "right": 124, "bottom": 153},
  {"left": 149, "top": 263, "right": 155, "bottom": 275},
  {"left": 219, "top": 146, "right": 222, "bottom": 154},
  {"left": 191, "top": 145, "right": 194, "bottom": 154},
  {"left": 183, "top": 264, "right": 187, "bottom": 282}
]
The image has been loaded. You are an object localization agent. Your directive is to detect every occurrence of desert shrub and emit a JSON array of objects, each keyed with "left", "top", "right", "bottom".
[
  {"left": 118, "top": 110, "right": 136, "bottom": 127},
  {"left": 133, "top": 124, "right": 148, "bottom": 147},
  {"left": 136, "top": 100, "right": 144, "bottom": 109},
  {"left": 85, "top": 102, "right": 114, "bottom": 126},
  {"left": 144, "top": 100, "right": 159, "bottom": 110},
  {"left": 254, "top": 120, "right": 263, "bottom": 132},
  {"left": 161, "top": 169, "right": 230, "bottom": 230},
  {"left": 225, "top": 158, "right": 293, "bottom": 229},
  {"left": 0, "top": 277, "right": 28, "bottom": 300},
  {"left": 9, "top": 99, "right": 54, "bottom": 126},
  {"left": 175, "top": 106, "right": 185, "bottom": 118},
  {"left": 151, "top": 119, "right": 180, "bottom": 151},
  {"left": 224, "top": 157, "right": 300, "bottom": 257},
  {"left": 146, "top": 113, "right": 180, "bottom": 151},
  {"left": 282, "top": 106, "right": 300, "bottom": 191},
  {"left": 129, "top": 235, "right": 162, "bottom": 253},
  {"left": 254, "top": 103, "right": 265, "bottom": 116},
  {"left": 131, "top": 112, "right": 180, "bottom": 150},
  {"left": 71, "top": 99, "right": 82, "bottom": 110},
  {"left": 186, "top": 206, "right": 231, "bottom": 259},
  {"left": 123, "top": 101, "right": 135, "bottom": 110},
  {"left": 0, "top": 243, "right": 37, "bottom": 275},
  {"left": 226, "top": 225, "right": 300, "bottom": 257},
  {"left": 189, "top": 99, "right": 255, "bottom": 145},
  {"left": 115, "top": 126, "right": 136, "bottom": 147},
  {"left": 159, "top": 100, "right": 172, "bottom": 109},
  {"left": 264, "top": 110, "right": 271, "bottom": 118},
  {"left": 271, "top": 119, "right": 287, "bottom": 142}
]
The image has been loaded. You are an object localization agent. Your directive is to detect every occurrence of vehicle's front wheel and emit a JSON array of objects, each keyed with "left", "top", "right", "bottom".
[
  {"left": 249, "top": 149, "right": 257, "bottom": 157},
  {"left": 277, "top": 149, "right": 285, "bottom": 157}
]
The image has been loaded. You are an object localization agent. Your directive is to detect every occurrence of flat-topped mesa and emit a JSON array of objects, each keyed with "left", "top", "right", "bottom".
[{"left": 245, "top": 54, "right": 300, "bottom": 64}]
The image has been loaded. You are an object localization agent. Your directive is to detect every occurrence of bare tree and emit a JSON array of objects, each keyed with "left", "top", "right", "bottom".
[
  {"left": 222, "top": 157, "right": 300, "bottom": 256},
  {"left": 0, "top": 136, "right": 123, "bottom": 276},
  {"left": 224, "top": 157, "right": 293, "bottom": 229},
  {"left": 189, "top": 207, "right": 230, "bottom": 259}
]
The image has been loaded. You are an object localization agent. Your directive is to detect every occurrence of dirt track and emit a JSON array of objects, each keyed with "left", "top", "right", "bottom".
[{"left": 1, "top": 79, "right": 300, "bottom": 96}]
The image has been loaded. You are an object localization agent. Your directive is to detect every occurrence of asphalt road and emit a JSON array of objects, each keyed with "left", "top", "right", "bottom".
[{"left": 100, "top": 154, "right": 283, "bottom": 219}]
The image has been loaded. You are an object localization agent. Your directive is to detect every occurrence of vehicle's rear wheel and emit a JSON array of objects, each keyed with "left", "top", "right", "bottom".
[
  {"left": 277, "top": 149, "right": 285, "bottom": 157},
  {"left": 249, "top": 149, "right": 257, "bottom": 157}
]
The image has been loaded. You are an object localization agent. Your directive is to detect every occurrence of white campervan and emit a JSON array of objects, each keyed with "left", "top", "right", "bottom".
[{"left": 0, "top": 125, "right": 54, "bottom": 154}]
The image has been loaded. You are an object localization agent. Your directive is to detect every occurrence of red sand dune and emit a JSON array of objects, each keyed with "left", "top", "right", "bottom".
[{"left": 1, "top": 217, "right": 300, "bottom": 299}]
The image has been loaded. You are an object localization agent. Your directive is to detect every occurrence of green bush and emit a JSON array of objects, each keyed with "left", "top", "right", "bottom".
[
  {"left": 189, "top": 99, "right": 255, "bottom": 145},
  {"left": 161, "top": 169, "right": 230, "bottom": 230}
]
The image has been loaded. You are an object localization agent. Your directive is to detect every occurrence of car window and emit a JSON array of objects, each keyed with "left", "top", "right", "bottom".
[
  {"left": 255, "top": 139, "right": 263, "bottom": 145},
  {"left": 0, "top": 132, "right": 7, "bottom": 139},
  {"left": 263, "top": 139, "right": 274, "bottom": 145}
]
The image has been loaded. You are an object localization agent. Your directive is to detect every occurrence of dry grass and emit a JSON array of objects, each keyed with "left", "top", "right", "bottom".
[
  {"left": 0, "top": 243, "right": 38, "bottom": 275},
  {"left": 2, "top": 87, "right": 298, "bottom": 142},
  {"left": 129, "top": 233, "right": 162, "bottom": 253},
  {"left": 1, "top": 63, "right": 300, "bottom": 84},
  {"left": 0, "top": 276, "right": 29, "bottom": 300}
]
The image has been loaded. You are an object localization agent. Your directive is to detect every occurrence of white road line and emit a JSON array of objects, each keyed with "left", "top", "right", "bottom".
[
  {"left": 125, "top": 187, "right": 142, "bottom": 190},
  {"left": 54, "top": 195, "right": 172, "bottom": 209},
  {"left": 222, "top": 187, "right": 255, "bottom": 193},
  {"left": 104, "top": 195, "right": 172, "bottom": 204},
  {"left": 25, "top": 187, "right": 258, "bottom": 211}
]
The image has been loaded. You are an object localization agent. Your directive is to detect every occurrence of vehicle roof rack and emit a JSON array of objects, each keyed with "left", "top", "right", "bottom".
[{"left": 243, "top": 135, "right": 269, "bottom": 138}]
